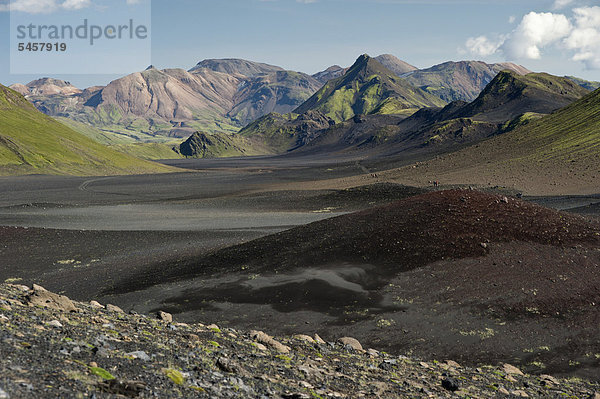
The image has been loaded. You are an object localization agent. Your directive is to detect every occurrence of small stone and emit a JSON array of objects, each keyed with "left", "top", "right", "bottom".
[
  {"left": 157, "top": 311, "right": 173, "bottom": 323},
  {"left": 293, "top": 335, "right": 315, "bottom": 344},
  {"left": 0, "top": 387, "right": 8, "bottom": 399},
  {"left": 28, "top": 285, "right": 77, "bottom": 312},
  {"left": 480, "top": 242, "right": 488, "bottom": 249},
  {"left": 501, "top": 196, "right": 509, "bottom": 203},
  {"left": 337, "top": 337, "right": 363, "bottom": 351},
  {"left": 367, "top": 349, "right": 380, "bottom": 357},
  {"left": 511, "top": 390, "right": 529, "bottom": 397},
  {"left": 216, "top": 357, "right": 247, "bottom": 375},
  {"left": 250, "top": 330, "right": 290, "bottom": 353},
  {"left": 502, "top": 363, "right": 524, "bottom": 376},
  {"left": 0, "top": 315, "right": 9, "bottom": 323},
  {"left": 89, "top": 362, "right": 98, "bottom": 368},
  {"left": 419, "top": 362, "right": 430, "bottom": 369},
  {"left": 126, "top": 351, "right": 150, "bottom": 361},
  {"left": 540, "top": 374, "right": 559, "bottom": 385},
  {"left": 442, "top": 378, "right": 459, "bottom": 392},
  {"left": 590, "top": 393, "right": 600, "bottom": 399},
  {"left": 184, "top": 333, "right": 199, "bottom": 341},
  {"left": 253, "top": 343, "right": 268, "bottom": 351},
  {"left": 207, "top": 324, "right": 219, "bottom": 330},
  {"left": 48, "top": 320, "right": 63, "bottom": 328},
  {"left": 106, "top": 304, "right": 124, "bottom": 313},
  {"left": 499, "top": 387, "right": 510, "bottom": 395},
  {"left": 314, "top": 334, "right": 326, "bottom": 344},
  {"left": 445, "top": 360, "right": 461, "bottom": 368},
  {"left": 90, "top": 301, "right": 104, "bottom": 309}
]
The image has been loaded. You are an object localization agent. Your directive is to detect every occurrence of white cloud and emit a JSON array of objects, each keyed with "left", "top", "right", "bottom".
[
  {"left": 553, "top": 0, "right": 575, "bottom": 10},
  {"left": 465, "top": 35, "right": 504, "bottom": 57},
  {"left": 0, "top": 0, "right": 59, "bottom": 13},
  {"left": 508, "top": 15, "right": 516, "bottom": 24},
  {"left": 61, "top": 0, "right": 90, "bottom": 10},
  {"left": 0, "top": 0, "right": 138, "bottom": 12},
  {"left": 502, "top": 12, "right": 571, "bottom": 59},
  {"left": 465, "top": 6, "right": 600, "bottom": 69},
  {"left": 564, "top": 6, "right": 600, "bottom": 69}
]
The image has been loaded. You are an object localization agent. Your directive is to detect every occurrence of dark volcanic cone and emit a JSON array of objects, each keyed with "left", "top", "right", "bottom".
[{"left": 109, "top": 189, "right": 600, "bottom": 293}]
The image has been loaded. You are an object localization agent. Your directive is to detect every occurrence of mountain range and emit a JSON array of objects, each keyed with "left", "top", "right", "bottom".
[
  {"left": 234, "top": 56, "right": 589, "bottom": 160},
  {"left": 5, "top": 52, "right": 600, "bottom": 164}
]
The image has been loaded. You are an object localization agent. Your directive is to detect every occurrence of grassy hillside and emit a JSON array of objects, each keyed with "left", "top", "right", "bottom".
[
  {"left": 392, "top": 87, "right": 600, "bottom": 195},
  {"left": 0, "top": 85, "right": 176, "bottom": 176},
  {"left": 295, "top": 55, "right": 445, "bottom": 122},
  {"left": 455, "top": 71, "right": 589, "bottom": 123}
]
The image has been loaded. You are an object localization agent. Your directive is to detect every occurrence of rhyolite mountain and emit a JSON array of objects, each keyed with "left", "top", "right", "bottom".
[
  {"left": 9, "top": 78, "right": 82, "bottom": 97},
  {"left": 18, "top": 60, "right": 324, "bottom": 144},
  {"left": 188, "top": 58, "right": 284, "bottom": 77},
  {"left": 295, "top": 54, "right": 446, "bottom": 122},
  {"left": 312, "top": 65, "right": 348, "bottom": 84},
  {"left": 399, "top": 61, "right": 532, "bottom": 103},
  {"left": 374, "top": 54, "right": 418, "bottom": 76},
  {"left": 0, "top": 84, "right": 173, "bottom": 176},
  {"left": 227, "top": 70, "right": 322, "bottom": 125}
]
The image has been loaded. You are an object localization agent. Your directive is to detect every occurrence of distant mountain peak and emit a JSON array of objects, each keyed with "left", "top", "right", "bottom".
[
  {"left": 189, "top": 58, "right": 284, "bottom": 77},
  {"left": 295, "top": 54, "right": 445, "bottom": 122}
]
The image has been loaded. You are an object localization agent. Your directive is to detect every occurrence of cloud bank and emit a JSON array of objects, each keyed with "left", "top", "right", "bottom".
[
  {"left": 0, "top": 0, "right": 139, "bottom": 13},
  {"left": 466, "top": 6, "right": 600, "bottom": 70}
]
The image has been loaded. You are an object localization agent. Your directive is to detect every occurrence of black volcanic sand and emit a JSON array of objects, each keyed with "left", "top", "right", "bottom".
[
  {"left": 1, "top": 158, "right": 600, "bottom": 381},
  {"left": 97, "top": 190, "right": 600, "bottom": 380}
]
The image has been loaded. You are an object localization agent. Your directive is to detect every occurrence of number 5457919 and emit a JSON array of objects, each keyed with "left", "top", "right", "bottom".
[{"left": 17, "top": 43, "right": 67, "bottom": 52}]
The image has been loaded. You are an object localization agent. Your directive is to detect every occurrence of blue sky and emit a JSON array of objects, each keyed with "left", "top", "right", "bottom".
[{"left": 1, "top": 0, "right": 599, "bottom": 88}]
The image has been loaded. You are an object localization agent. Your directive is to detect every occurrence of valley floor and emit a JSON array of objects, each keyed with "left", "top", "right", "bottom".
[{"left": 1, "top": 154, "right": 599, "bottom": 384}]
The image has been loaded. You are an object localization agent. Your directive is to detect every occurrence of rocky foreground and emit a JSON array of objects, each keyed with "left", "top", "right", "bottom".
[{"left": 0, "top": 284, "right": 598, "bottom": 398}]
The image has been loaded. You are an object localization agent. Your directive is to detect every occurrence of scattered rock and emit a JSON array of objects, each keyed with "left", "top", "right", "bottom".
[
  {"left": 27, "top": 284, "right": 77, "bottom": 312},
  {"left": 0, "top": 315, "right": 9, "bottom": 323},
  {"left": 293, "top": 335, "right": 315, "bottom": 344},
  {"left": 157, "top": 311, "right": 173, "bottom": 323},
  {"left": 502, "top": 363, "right": 524, "bottom": 376},
  {"left": 97, "top": 379, "right": 146, "bottom": 397},
  {"left": 216, "top": 357, "right": 247, "bottom": 376},
  {"left": 590, "top": 393, "right": 600, "bottom": 399},
  {"left": 499, "top": 387, "right": 510, "bottom": 395},
  {"left": 540, "top": 374, "right": 559, "bottom": 385},
  {"left": 367, "top": 349, "right": 380, "bottom": 357},
  {"left": 480, "top": 242, "right": 488, "bottom": 249},
  {"left": 501, "top": 196, "right": 509, "bottom": 203},
  {"left": 445, "top": 360, "right": 461, "bottom": 368},
  {"left": 314, "top": 334, "right": 326, "bottom": 344},
  {"left": 442, "top": 378, "right": 460, "bottom": 392},
  {"left": 337, "top": 337, "right": 363, "bottom": 351},
  {"left": 47, "top": 320, "right": 63, "bottom": 328},
  {"left": 126, "top": 351, "right": 151, "bottom": 361},
  {"left": 90, "top": 301, "right": 104, "bottom": 309},
  {"left": 511, "top": 389, "right": 529, "bottom": 397},
  {"left": 253, "top": 342, "right": 268, "bottom": 351},
  {"left": 106, "top": 304, "right": 124, "bottom": 313},
  {"left": 250, "top": 330, "right": 291, "bottom": 354},
  {"left": 0, "top": 388, "right": 8, "bottom": 399}
]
